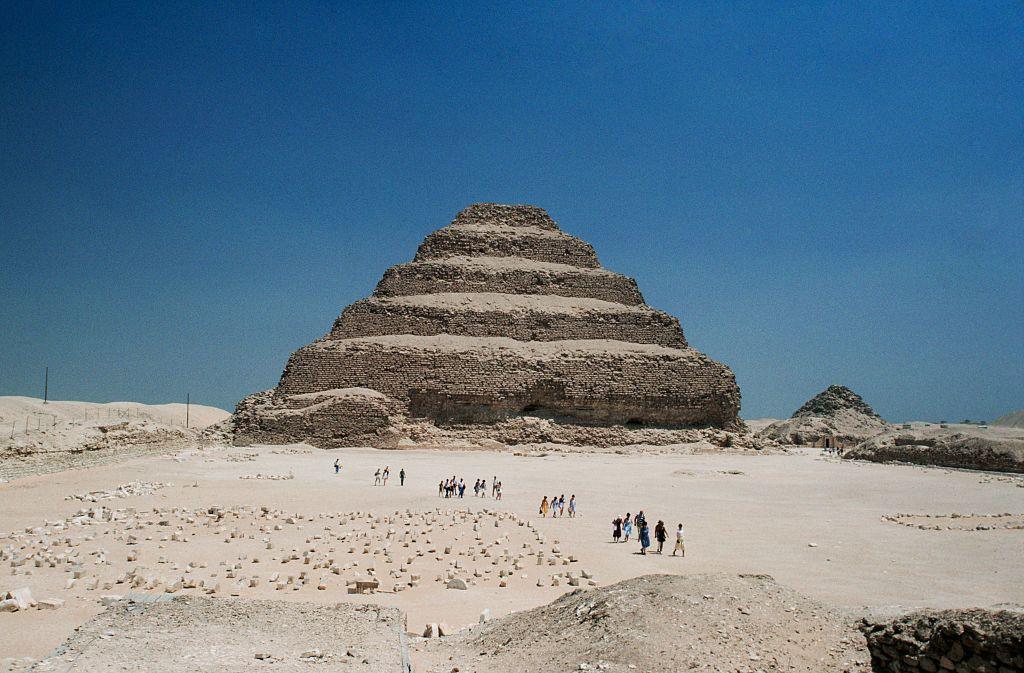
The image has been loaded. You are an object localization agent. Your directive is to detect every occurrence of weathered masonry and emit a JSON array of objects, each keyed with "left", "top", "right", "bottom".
[{"left": 233, "top": 203, "right": 741, "bottom": 447}]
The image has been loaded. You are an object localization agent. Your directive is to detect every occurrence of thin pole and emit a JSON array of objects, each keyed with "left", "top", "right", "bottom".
[
  {"left": 186, "top": 393, "right": 190, "bottom": 429},
  {"left": 43, "top": 366, "right": 48, "bottom": 404}
]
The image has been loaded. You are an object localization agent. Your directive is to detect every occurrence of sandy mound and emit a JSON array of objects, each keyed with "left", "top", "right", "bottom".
[
  {"left": 758, "top": 386, "right": 887, "bottom": 447},
  {"left": 418, "top": 573, "right": 870, "bottom": 672},
  {"left": 32, "top": 596, "right": 407, "bottom": 672},
  {"left": 0, "top": 397, "right": 229, "bottom": 480},
  {"left": 846, "top": 425, "right": 1024, "bottom": 473}
]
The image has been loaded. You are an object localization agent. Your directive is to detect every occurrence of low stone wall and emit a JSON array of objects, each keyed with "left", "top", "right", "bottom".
[
  {"left": 860, "top": 609, "right": 1024, "bottom": 672},
  {"left": 414, "top": 225, "right": 600, "bottom": 268},
  {"left": 374, "top": 260, "right": 645, "bottom": 305},
  {"left": 330, "top": 297, "right": 686, "bottom": 347}
]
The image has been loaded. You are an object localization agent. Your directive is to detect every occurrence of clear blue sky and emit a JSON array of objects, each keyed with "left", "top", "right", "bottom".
[{"left": 1, "top": 2, "right": 1021, "bottom": 421}]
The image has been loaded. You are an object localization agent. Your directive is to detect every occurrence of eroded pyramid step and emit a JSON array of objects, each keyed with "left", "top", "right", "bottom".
[
  {"left": 374, "top": 256, "right": 644, "bottom": 305},
  {"left": 329, "top": 293, "right": 686, "bottom": 347},
  {"left": 450, "top": 202, "right": 559, "bottom": 230},
  {"left": 414, "top": 224, "right": 600, "bottom": 268},
  {"left": 276, "top": 335, "right": 739, "bottom": 428}
]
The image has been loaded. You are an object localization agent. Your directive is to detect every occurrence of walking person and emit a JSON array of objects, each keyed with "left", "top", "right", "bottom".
[
  {"left": 654, "top": 520, "right": 667, "bottom": 554},
  {"left": 494, "top": 481, "right": 502, "bottom": 500},
  {"left": 622, "top": 513, "right": 632, "bottom": 542},
  {"left": 557, "top": 494, "right": 566, "bottom": 517},
  {"left": 673, "top": 523, "right": 685, "bottom": 557},
  {"left": 374, "top": 468, "right": 381, "bottom": 486},
  {"left": 438, "top": 480, "right": 444, "bottom": 497},
  {"left": 568, "top": 495, "right": 576, "bottom": 518},
  {"left": 382, "top": 466, "right": 390, "bottom": 486},
  {"left": 539, "top": 496, "right": 549, "bottom": 518},
  {"left": 399, "top": 468, "right": 405, "bottom": 486},
  {"left": 639, "top": 519, "right": 651, "bottom": 555},
  {"left": 491, "top": 476, "right": 497, "bottom": 497},
  {"left": 333, "top": 459, "right": 340, "bottom": 475},
  {"left": 612, "top": 516, "right": 622, "bottom": 543}
]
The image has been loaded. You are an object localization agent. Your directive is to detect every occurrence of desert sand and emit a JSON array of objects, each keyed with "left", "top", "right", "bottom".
[{"left": 2, "top": 441, "right": 1022, "bottom": 669}]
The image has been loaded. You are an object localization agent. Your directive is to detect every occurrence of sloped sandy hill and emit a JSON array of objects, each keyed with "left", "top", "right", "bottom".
[
  {"left": 416, "top": 574, "right": 870, "bottom": 673},
  {"left": 993, "top": 410, "right": 1024, "bottom": 428},
  {"left": 0, "top": 397, "right": 230, "bottom": 481},
  {"left": 0, "top": 396, "right": 228, "bottom": 429}
]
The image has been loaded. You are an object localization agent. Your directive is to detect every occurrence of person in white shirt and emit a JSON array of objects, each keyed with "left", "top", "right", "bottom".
[{"left": 673, "top": 523, "right": 685, "bottom": 557}]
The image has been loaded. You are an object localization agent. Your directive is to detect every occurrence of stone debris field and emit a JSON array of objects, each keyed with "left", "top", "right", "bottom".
[{"left": 1, "top": 504, "right": 587, "bottom": 617}]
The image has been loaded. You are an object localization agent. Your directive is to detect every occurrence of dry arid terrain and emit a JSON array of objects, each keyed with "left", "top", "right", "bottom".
[{"left": 2, "top": 439, "right": 1022, "bottom": 671}]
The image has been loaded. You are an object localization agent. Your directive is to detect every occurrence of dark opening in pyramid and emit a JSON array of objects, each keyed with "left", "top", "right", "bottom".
[{"left": 233, "top": 204, "right": 741, "bottom": 447}]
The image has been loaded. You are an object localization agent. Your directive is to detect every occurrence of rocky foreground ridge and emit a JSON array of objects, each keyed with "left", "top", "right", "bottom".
[{"left": 233, "top": 204, "right": 742, "bottom": 448}]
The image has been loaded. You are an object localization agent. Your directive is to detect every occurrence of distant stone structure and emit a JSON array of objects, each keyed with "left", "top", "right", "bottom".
[
  {"left": 860, "top": 609, "right": 1024, "bottom": 673},
  {"left": 757, "top": 385, "right": 887, "bottom": 447},
  {"left": 233, "top": 203, "right": 742, "bottom": 448}
]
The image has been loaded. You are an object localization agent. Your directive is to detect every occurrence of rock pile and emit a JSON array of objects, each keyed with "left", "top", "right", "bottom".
[
  {"left": 758, "top": 385, "right": 887, "bottom": 447},
  {"left": 65, "top": 482, "right": 170, "bottom": 502},
  {"left": 232, "top": 204, "right": 741, "bottom": 448},
  {"left": 860, "top": 609, "right": 1024, "bottom": 673}
]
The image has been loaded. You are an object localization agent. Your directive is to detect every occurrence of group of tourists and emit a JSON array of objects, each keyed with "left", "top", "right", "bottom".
[
  {"left": 612, "top": 511, "right": 685, "bottom": 556},
  {"left": 538, "top": 494, "right": 576, "bottom": 518},
  {"left": 440, "top": 476, "right": 502, "bottom": 499},
  {"left": 372, "top": 466, "right": 405, "bottom": 486}
]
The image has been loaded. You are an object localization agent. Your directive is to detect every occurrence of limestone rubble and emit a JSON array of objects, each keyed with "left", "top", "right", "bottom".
[{"left": 233, "top": 204, "right": 742, "bottom": 448}]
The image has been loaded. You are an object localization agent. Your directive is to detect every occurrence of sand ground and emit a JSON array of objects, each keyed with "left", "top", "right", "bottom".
[{"left": 2, "top": 443, "right": 1022, "bottom": 666}]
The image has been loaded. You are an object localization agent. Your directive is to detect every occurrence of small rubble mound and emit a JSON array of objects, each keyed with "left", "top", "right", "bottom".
[
  {"left": 32, "top": 596, "right": 407, "bottom": 672},
  {"left": 758, "top": 385, "right": 887, "bottom": 447},
  {"left": 860, "top": 609, "right": 1024, "bottom": 673},
  {"left": 847, "top": 426, "right": 1024, "bottom": 473},
  {"left": 420, "top": 574, "right": 870, "bottom": 673}
]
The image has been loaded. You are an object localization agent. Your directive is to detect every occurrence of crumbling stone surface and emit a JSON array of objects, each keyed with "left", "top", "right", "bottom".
[
  {"left": 848, "top": 428, "right": 1024, "bottom": 474},
  {"left": 758, "top": 385, "right": 888, "bottom": 447},
  {"left": 860, "top": 609, "right": 1024, "bottom": 673},
  {"left": 793, "top": 385, "right": 882, "bottom": 420},
  {"left": 233, "top": 204, "right": 741, "bottom": 448}
]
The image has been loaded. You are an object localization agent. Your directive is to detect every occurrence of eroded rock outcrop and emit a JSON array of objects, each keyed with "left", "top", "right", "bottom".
[
  {"left": 758, "top": 385, "right": 887, "bottom": 447},
  {"left": 233, "top": 203, "right": 741, "bottom": 448}
]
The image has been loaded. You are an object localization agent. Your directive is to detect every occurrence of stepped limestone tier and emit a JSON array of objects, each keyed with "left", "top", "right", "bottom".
[{"left": 233, "top": 203, "right": 742, "bottom": 448}]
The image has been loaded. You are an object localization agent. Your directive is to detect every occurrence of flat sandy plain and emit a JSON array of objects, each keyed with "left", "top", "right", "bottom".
[{"left": 1, "top": 442, "right": 1022, "bottom": 668}]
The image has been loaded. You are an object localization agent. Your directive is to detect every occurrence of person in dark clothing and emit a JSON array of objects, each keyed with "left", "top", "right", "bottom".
[{"left": 654, "top": 520, "right": 667, "bottom": 554}]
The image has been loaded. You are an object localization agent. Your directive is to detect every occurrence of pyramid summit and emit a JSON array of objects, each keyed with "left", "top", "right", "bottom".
[{"left": 232, "top": 203, "right": 742, "bottom": 447}]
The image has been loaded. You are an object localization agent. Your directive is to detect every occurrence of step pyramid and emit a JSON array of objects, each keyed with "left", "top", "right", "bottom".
[{"left": 233, "top": 203, "right": 741, "bottom": 447}]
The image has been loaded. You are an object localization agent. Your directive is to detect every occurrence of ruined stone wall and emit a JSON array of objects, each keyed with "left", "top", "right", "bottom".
[
  {"left": 276, "top": 337, "right": 739, "bottom": 428},
  {"left": 860, "top": 609, "right": 1024, "bottom": 673},
  {"left": 414, "top": 226, "right": 600, "bottom": 268},
  {"left": 329, "top": 298, "right": 686, "bottom": 347},
  {"left": 233, "top": 389, "right": 403, "bottom": 448},
  {"left": 374, "top": 260, "right": 644, "bottom": 305}
]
